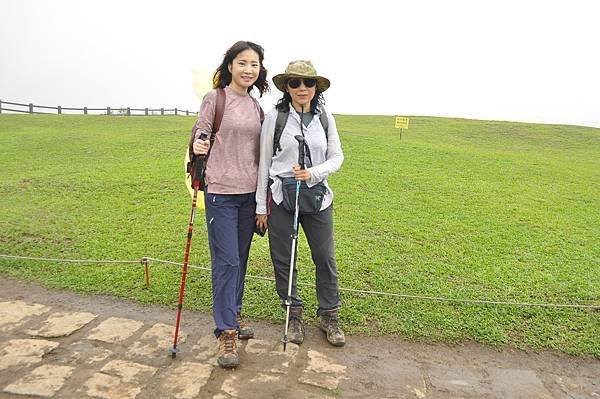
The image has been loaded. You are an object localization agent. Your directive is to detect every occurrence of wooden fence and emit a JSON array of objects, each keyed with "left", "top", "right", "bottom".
[{"left": 0, "top": 100, "right": 197, "bottom": 116}]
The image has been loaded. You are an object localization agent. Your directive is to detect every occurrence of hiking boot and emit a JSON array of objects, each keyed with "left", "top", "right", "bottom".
[
  {"left": 236, "top": 313, "right": 254, "bottom": 340},
  {"left": 287, "top": 306, "right": 305, "bottom": 345},
  {"left": 319, "top": 309, "right": 345, "bottom": 347},
  {"left": 217, "top": 329, "right": 239, "bottom": 368}
]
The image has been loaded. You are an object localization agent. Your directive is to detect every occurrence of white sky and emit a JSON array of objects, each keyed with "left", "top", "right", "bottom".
[{"left": 2, "top": 0, "right": 599, "bottom": 127}]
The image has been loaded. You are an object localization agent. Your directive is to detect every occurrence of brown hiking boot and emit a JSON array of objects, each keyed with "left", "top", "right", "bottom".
[
  {"left": 319, "top": 310, "right": 345, "bottom": 347},
  {"left": 217, "top": 329, "right": 239, "bottom": 368},
  {"left": 236, "top": 313, "right": 254, "bottom": 340},
  {"left": 287, "top": 306, "right": 305, "bottom": 345}
]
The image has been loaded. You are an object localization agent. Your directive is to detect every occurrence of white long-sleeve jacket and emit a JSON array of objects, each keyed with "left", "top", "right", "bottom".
[{"left": 256, "top": 106, "right": 344, "bottom": 214}]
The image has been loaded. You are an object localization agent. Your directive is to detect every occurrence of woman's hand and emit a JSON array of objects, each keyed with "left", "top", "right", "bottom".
[
  {"left": 292, "top": 164, "right": 311, "bottom": 181},
  {"left": 192, "top": 139, "right": 210, "bottom": 156},
  {"left": 256, "top": 214, "right": 268, "bottom": 232}
]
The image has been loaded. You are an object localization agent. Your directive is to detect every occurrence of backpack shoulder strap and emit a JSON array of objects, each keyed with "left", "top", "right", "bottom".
[
  {"left": 319, "top": 110, "right": 329, "bottom": 141},
  {"left": 212, "top": 87, "right": 226, "bottom": 138},
  {"left": 203, "top": 87, "right": 226, "bottom": 166},
  {"left": 273, "top": 109, "right": 289, "bottom": 156},
  {"left": 250, "top": 96, "right": 265, "bottom": 124}
]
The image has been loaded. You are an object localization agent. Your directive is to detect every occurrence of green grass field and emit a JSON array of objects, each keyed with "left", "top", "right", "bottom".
[{"left": 1, "top": 114, "right": 598, "bottom": 356}]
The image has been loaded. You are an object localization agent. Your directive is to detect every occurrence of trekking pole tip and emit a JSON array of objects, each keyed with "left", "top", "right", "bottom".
[
  {"left": 282, "top": 336, "right": 289, "bottom": 352},
  {"left": 169, "top": 346, "right": 179, "bottom": 358}
]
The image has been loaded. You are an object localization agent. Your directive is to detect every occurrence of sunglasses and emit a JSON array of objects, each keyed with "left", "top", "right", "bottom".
[{"left": 287, "top": 78, "right": 317, "bottom": 89}]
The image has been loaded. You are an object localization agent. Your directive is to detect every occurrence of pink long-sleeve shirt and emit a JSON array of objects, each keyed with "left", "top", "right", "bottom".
[{"left": 192, "top": 86, "right": 263, "bottom": 194}]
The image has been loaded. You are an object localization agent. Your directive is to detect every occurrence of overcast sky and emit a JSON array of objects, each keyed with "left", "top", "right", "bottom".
[{"left": 2, "top": 0, "right": 599, "bottom": 127}]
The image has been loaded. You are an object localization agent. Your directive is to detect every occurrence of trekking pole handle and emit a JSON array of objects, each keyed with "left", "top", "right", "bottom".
[
  {"left": 295, "top": 135, "right": 305, "bottom": 170},
  {"left": 192, "top": 132, "right": 209, "bottom": 159},
  {"left": 196, "top": 132, "right": 209, "bottom": 154},
  {"left": 194, "top": 131, "right": 209, "bottom": 170}
]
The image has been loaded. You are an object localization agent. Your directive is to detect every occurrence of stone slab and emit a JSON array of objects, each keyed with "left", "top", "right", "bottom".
[
  {"left": 3, "top": 364, "right": 74, "bottom": 397},
  {"left": 57, "top": 340, "right": 113, "bottom": 365},
  {"left": 488, "top": 368, "right": 553, "bottom": 399},
  {"left": 192, "top": 333, "right": 218, "bottom": 361},
  {"left": 82, "top": 359, "right": 157, "bottom": 399},
  {"left": 244, "top": 338, "right": 299, "bottom": 373},
  {"left": 26, "top": 311, "right": 97, "bottom": 337},
  {"left": 86, "top": 317, "right": 143, "bottom": 343},
  {"left": 427, "top": 363, "right": 490, "bottom": 396},
  {"left": 552, "top": 374, "right": 600, "bottom": 398},
  {"left": 126, "top": 322, "right": 186, "bottom": 357},
  {"left": 159, "top": 361, "right": 214, "bottom": 399},
  {"left": 299, "top": 349, "right": 347, "bottom": 390},
  {"left": 0, "top": 338, "right": 59, "bottom": 370},
  {"left": 0, "top": 300, "right": 50, "bottom": 332}
]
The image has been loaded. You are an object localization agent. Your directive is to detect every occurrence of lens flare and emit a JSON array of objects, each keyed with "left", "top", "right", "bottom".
[{"left": 192, "top": 68, "right": 214, "bottom": 100}]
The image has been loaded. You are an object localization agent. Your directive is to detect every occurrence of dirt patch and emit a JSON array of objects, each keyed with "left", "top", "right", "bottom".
[{"left": 0, "top": 275, "right": 598, "bottom": 398}]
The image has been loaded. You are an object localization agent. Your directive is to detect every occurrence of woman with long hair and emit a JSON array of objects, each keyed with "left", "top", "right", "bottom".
[{"left": 191, "top": 40, "right": 269, "bottom": 368}]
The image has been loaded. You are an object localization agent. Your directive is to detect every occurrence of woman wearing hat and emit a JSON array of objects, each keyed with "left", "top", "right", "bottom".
[
  {"left": 191, "top": 40, "right": 269, "bottom": 368},
  {"left": 256, "top": 60, "right": 345, "bottom": 347}
]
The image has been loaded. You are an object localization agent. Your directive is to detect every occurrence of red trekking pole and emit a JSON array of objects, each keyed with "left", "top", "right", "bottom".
[{"left": 170, "top": 132, "right": 208, "bottom": 358}]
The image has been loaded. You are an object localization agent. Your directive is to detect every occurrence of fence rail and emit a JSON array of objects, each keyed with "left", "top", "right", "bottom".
[{"left": 0, "top": 99, "right": 197, "bottom": 116}]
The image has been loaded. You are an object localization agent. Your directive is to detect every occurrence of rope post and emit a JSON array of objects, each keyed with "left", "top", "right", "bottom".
[
  {"left": 58, "top": 106, "right": 62, "bottom": 115},
  {"left": 145, "top": 108, "right": 148, "bottom": 116},
  {"left": 141, "top": 257, "right": 150, "bottom": 288},
  {"left": 161, "top": 107, "right": 164, "bottom": 116},
  {"left": 0, "top": 99, "right": 3, "bottom": 114},
  {"left": 107, "top": 107, "right": 111, "bottom": 115},
  {"left": 127, "top": 107, "right": 131, "bottom": 116},
  {"left": 175, "top": 108, "right": 178, "bottom": 116},
  {"left": 29, "top": 103, "right": 33, "bottom": 113},
  {"left": 84, "top": 107, "right": 88, "bottom": 115}
]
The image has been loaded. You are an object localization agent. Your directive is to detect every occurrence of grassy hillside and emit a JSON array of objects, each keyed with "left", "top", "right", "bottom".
[{"left": 0, "top": 114, "right": 598, "bottom": 356}]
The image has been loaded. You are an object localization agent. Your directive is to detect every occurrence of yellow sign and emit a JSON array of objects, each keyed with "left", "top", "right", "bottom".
[{"left": 395, "top": 116, "right": 409, "bottom": 129}]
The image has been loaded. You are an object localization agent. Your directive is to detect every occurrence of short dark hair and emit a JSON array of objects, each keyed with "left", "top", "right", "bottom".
[{"left": 213, "top": 41, "right": 269, "bottom": 97}]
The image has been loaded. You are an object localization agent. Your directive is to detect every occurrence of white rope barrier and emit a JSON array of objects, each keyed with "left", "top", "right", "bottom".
[
  {"left": 1, "top": 254, "right": 598, "bottom": 310},
  {"left": 0, "top": 254, "right": 139, "bottom": 264}
]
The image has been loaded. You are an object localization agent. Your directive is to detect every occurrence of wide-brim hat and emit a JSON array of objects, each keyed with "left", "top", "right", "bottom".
[{"left": 272, "top": 60, "right": 330, "bottom": 92}]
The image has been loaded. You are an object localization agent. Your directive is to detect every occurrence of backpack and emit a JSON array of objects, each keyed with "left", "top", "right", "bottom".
[
  {"left": 272, "top": 108, "right": 329, "bottom": 156},
  {"left": 186, "top": 88, "right": 264, "bottom": 189}
]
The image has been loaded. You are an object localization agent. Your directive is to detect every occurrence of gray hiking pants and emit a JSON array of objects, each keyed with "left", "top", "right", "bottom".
[{"left": 268, "top": 201, "right": 341, "bottom": 316}]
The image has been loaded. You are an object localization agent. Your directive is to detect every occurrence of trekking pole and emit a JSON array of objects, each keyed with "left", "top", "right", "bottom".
[
  {"left": 282, "top": 127, "right": 307, "bottom": 351},
  {"left": 170, "top": 132, "right": 208, "bottom": 359}
]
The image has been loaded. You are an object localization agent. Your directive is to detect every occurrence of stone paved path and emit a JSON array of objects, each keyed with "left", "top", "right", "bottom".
[{"left": 0, "top": 276, "right": 598, "bottom": 398}]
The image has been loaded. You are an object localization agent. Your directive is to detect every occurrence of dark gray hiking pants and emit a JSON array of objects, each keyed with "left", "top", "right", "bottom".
[{"left": 268, "top": 201, "right": 341, "bottom": 316}]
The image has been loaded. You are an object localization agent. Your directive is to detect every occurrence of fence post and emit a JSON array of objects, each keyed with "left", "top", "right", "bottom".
[
  {"left": 145, "top": 108, "right": 148, "bottom": 116},
  {"left": 84, "top": 107, "right": 88, "bottom": 115},
  {"left": 161, "top": 108, "right": 164, "bottom": 116},
  {"left": 58, "top": 106, "right": 62, "bottom": 115},
  {"left": 186, "top": 110, "right": 189, "bottom": 116},
  {"left": 127, "top": 107, "right": 131, "bottom": 116},
  {"left": 29, "top": 103, "right": 34, "bottom": 113},
  {"left": 175, "top": 108, "right": 178, "bottom": 116},
  {"left": 0, "top": 100, "right": 2, "bottom": 114},
  {"left": 107, "top": 107, "right": 111, "bottom": 115}
]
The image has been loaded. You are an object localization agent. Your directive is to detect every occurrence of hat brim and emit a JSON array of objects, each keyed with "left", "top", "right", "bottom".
[{"left": 272, "top": 73, "right": 330, "bottom": 92}]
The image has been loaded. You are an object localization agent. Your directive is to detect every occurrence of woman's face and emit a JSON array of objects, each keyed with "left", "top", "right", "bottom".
[
  {"left": 228, "top": 49, "right": 260, "bottom": 94},
  {"left": 287, "top": 78, "right": 316, "bottom": 112}
]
